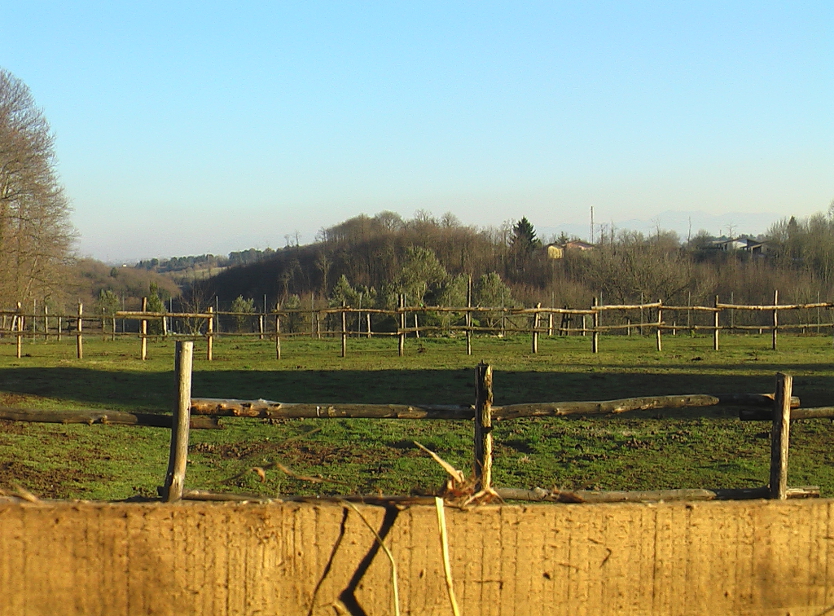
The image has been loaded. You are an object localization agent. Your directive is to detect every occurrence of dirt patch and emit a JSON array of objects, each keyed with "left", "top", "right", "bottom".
[
  {"left": 0, "top": 419, "right": 27, "bottom": 435},
  {"left": 0, "top": 393, "right": 31, "bottom": 406},
  {"left": 193, "top": 439, "right": 412, "bottom": 467},
  {"left": 0, "top": 459, "right": 107, "bottom": 499}
]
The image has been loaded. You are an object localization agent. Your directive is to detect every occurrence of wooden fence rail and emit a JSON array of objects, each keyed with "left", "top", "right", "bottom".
[
  {"left": 3, "top": 291, "right": 834, "bottom": 359},
  {"left": 160, "top": 344, "right": 819, "bottom": 503},
  {"left": 0, "top": 342, "right": 824, "bottom": 503}
]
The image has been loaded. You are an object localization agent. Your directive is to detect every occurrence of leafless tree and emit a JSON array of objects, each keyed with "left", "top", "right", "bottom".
[{"left": 0, "top": 68, "right": 75, "bottom": 306}]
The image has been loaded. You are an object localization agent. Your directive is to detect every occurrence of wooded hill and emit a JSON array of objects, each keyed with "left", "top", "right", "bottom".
[{"left": 182, "top": 209, "right": 834, "bottom": 313}]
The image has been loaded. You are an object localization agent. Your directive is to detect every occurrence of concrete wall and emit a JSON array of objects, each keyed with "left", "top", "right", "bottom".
[{"left": 0, "top": 498, "right": 832, "bottom": 615}]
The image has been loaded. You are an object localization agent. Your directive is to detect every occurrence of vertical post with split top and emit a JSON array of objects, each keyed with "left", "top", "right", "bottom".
[
  {"left": 340, "top": 302, "right": 347, "bottom": 358},
  {"left": 275, "top": 306, "right": 281, "bottom": 360},
  {"left": 206, "top": 306, "right": 214, "bottom": 361},
  {"left": 532, "top": 303, "right": 540, "bottom": 354},
  {"left": 770, "top": 372, "right": 792, "bottom": 500},
  {"left": 474, "top": 362, "right": 493, "bottom": 493},
  {"left": 398, "top": 295, "right": 405, "bottom": 357},
  {"left": 465, "top": 276, "right": 472, "bottom": 356},
  {"left": 76, "top": 303, "right": 83, "bottom": 359},
  {"left": 163, "top": 340, "right": 193, "bottom": 502},
  {"left": 140, "top": 297, "right": 148, "bottom": 361},
  {"left": 15, "top": 302, "right": 22, "bottom": 359},
  {"left": 713, "top": 296, "right": 720, "bottom": 351},
  {"left": 656, "top": 301, "right": 663, "bottom": 352},
  {"left": 592, "top": 297, "right": 600, "bottom": 353}
]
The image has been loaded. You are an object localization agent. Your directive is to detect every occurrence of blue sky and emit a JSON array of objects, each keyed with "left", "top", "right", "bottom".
[{"left": 3, "top": 2, "right": 832, "bottom": 262}]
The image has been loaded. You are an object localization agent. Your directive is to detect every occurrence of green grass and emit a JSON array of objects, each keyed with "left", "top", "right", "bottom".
[{"left": 0, "top": 332, "right": 832, "bottom": 500}]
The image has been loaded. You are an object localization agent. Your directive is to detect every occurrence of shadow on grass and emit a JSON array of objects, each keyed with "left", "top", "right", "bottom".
[{"left": 0, "top": 364, "right": 832, "bottom": 411}]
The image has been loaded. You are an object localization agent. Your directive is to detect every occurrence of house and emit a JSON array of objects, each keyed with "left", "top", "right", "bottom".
[{"left": 546, "top": 240, "right": 595, "bottom": 259}]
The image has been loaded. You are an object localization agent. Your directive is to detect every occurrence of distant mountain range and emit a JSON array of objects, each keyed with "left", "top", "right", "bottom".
[{"left": 539, "top": 210, "right": 784, "bottom": 243}]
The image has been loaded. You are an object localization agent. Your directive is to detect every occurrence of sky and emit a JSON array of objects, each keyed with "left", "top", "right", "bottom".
[{"left": 2, "top": 1, "right": 832, "bottom": 262}]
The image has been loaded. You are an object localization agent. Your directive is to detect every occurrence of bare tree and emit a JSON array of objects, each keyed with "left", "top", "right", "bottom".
[{"left": 0, "top": 68, "right": 75, "bottom": 306}]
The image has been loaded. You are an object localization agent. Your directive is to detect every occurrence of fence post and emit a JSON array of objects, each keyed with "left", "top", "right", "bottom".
[
  {"left": 163, "top": 340, "right": 193, "bottom": 502},
  {"left": 713, "top": 296, "right": 720, "bottom": 351},
  {"left": 656, "top": 301, "right": 663, "bottom": 352},
  {"left": 259, "top": 313, "right": 265, "bottom": 341},
  {"left": 592, "top": 298, "right": 599, "bottom": 353},
  {"left": 76, "top": 303, "right": 83, "bottom": 359},
  {"left": 772, "top": 290, "right": 779, "bottom": 351},
  {"left": 140, "top": 297, "right": 148, "bottom": 361},
  {"left": 44, "top": 305, "right": 49, "bottom": 341},
  {"left": 341, "top": 302, "right": 347, "bottom": 358},
  {"left": 15, "top": 302, "right": 23, "bottom": 359},
  {"left": 207, "top": 306, "right": 214, "bottom": 361},
  {"left": 769, "top": 372, "right": 792, "bottom": 500},
  {"left": 465, "top": 276, "right": 472, "bottom": 356},
  {"left": 366, "top": 312, "right": 372, "bottom": 339},
  {"left": 531, "top": 303, "right": 540, "bottom": 354},
  {"left": 275, "top": 306, "right": 281, "bottom": 360},
  {"left": 398, "top": 295, "right": 405, "bottom": 357},
  {"left": 474, "top": 362, "right": 493, "bottom": 493}
]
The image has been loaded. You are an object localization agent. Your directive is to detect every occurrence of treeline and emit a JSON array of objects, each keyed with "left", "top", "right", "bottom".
[
  {"left": 135, "top": 247, "right": 277, "bottom": 275},
  {"left": 184, "top": 207, "right": 834, "bottom": 315}
]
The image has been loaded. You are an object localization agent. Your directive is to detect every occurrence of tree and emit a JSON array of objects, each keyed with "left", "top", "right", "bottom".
[
  {"left": 96, "top": 289, "right": 120, "bottom": 335},
  {"left": 146, "top": 283, "right": 167, "bottom": 335},
  {"left": 230, "top": 295, "right": 255, "bottom": 332},
  {"left": 509, "top": 217, "right": 542, "bottom": 278},
  {"left": 393, "top": 246, "right": 447, "bottom": 306},
  {"left": 0, "top": 68, "right": 75, "bottom": 305}
]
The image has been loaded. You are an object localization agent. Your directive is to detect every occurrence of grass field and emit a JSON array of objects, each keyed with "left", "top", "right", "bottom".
[{"left": 0, "top": 332, "right": 832, "bottom": 501}]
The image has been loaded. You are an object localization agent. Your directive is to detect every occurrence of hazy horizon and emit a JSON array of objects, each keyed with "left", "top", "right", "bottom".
[{"left": 4, "top": 3, "right": 830, "bottom": 264}]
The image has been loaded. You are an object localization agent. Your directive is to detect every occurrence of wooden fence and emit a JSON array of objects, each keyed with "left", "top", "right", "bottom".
[
  {"left": 156, "top": 341, "right": 822, "bottom": 504},
  {"left": 2, "top": 340, "right": 828, "bottom": 502},
  {"left": 2, "top": 290, "right": 834, "bottom": 360}
]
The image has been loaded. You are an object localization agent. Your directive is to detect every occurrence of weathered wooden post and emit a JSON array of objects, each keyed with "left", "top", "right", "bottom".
[
  {"left": 465, "top": 276, "right": 473, "bottom": 356},
  {"left": 44, "top": 305, "right": 49, "bottom": 341},
  {"left": 772, "top": 290, "right": 779, "bottom": 351},
  {"left": 592, "top": 297, "right": 600, "bottom": 353},
  {"left": 275, "top": 306, "right": 281, "bottom": 360},
  {"left": 259, "top": 313, "right": 265, "bottom": 341},
  {"left": 656, "top": 301, "right": 663, "bottom": 352},
  {"left": 76, "top": 303, "right": 83, "bottom": 360},
  {"left": 770, "top": 372, "right": 792, "bottom": 500},
  {"left": 687, "top": 291, "right": 692, "bottom": 337},
  {"left": 713, "top": 296, "right": 720, "bottom": 351},
  {"left": 398, "top": 295, "right": 406, "bottom": 357},
  {"left": 15, "top": 302, "right": 23, "bottom": 359},
  {"left": 140, "top": 297, "right": 148, "bottom": 361},
  {"left": 310, "top": 295, "right": 316, "bottom": 339},
  {"left": 163, "top": 340, "right": 193, "bottom": 502},
  {"left": 366, "top": 312, "right": 372, "bottom": 339},
  {"left": 531, "top": 303, "right": 540, "bottom": 354},
  {"left": 474, "top": 362, "right": 493, "bottom": 493},
  {"left": 340, "top": 302, "right": 347, "bottom": 358},
  {"left": 206, "top": 306, "right": 214, "bottom": 361}
]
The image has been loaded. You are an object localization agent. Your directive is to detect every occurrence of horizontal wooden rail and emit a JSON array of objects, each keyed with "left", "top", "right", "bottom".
[
  {"left": 0, "top": 406, "right": 220, "bottom": 429},
  {"left": 496, "top": 485, "right": 820, "bottom": 503},
  {"left": 739, "top": 406, "right": 834, "bottom": 421},
  {"left": 190, "top": 392, "right": 797, "bottom": 420}
]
